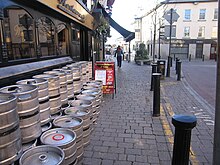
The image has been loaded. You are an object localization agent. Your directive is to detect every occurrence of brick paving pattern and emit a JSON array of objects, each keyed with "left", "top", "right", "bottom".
[{"left": 82, "top": 60, "right": 213, "bottom": 165}]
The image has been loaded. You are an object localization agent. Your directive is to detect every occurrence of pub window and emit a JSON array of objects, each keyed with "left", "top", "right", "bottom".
[
  {"left": 3, "top": 7, "right": 35, "bottom": 61},
  {"left": 71, "top": 28, "right": 80, "bottom": 41},
  {"left": 37, "top": 17, "right": 56, "bottom": 56}
]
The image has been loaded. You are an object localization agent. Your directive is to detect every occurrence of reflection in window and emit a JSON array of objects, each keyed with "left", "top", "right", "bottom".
[
  {"left": 37, "top": 17, "right": 56, "bottom": 56},
  {"left": 3, "top": 8, "right": 35, "bottom": 61},
  {"left": 198, "top": 26, "right": 205, "bottom": 38},
  {"left": 199, "top": 9, "right": 206, "bottom": 20},
  {"left": 184, "top": 27, "right": 190, "bottom": 37},
  {"left": 71, "top": 28, "right": 80, "bottom": 41},
  {"left": 214, "top": 8, "right": 218, "bottom": 20},
  {"left": 212, "top": 26, "right": 217, "bottom": 38},
  {"left": 184, "top": 9, "right": 191, "bottom": 20}
]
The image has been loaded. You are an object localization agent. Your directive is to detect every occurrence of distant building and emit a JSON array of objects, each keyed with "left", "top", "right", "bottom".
[{"left": 134, "top": 0, "right": 218, "bottom": 60}]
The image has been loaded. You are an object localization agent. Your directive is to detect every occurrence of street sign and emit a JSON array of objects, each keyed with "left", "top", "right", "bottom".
[{"left": 163, "top": 9, "right": 180, "bottom": 24}]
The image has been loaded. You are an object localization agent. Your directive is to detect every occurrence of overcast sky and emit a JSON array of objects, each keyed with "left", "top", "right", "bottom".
[{"left": 107, "top": 0, "right": 161, "bottom": 44}]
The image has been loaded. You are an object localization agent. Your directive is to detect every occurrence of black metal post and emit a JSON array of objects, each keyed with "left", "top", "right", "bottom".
[
  {"left": 174, "top": 54, "right": 175, "bottom": 61},
  {"left": 172, "top": 115, "right": 197, "bottom": 165},
  {"left": 175, "top": 58, "right": 179, "bottom": 73},
  {"left": 169, "top": 56, "right": 172, "bottom": 67},
  {"left": 177, "top": 60, "right": 181, "bottom": 81},
  {"left": 202, "top": 54, "right": 205, "bottom": 61},
  {"left": 166, "top": 8, "right": 173, "bottom": 77},
  {"left": 150, "top": 63, "right": 157, "bottom": 91},
  {"left": 153, "top": 73, "right": 161, "bottom": 117},
  {"left": 189, "top": 54, "right": 191, "bottom": 62},
  {"left": 158, "top": 30, "right": 161, "bottom": 59},
  {"left": 128, "top": 41, "right": 131, "bottom": 63}
]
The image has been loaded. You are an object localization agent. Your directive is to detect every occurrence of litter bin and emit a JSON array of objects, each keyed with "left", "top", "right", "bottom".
[{"left": 157, "top": 59, "right": 166, "bottom": 80}]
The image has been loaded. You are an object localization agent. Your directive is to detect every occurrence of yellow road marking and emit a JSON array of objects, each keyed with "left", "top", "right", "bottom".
[{"left": 160, "top": 85, "right": 199, "bottom": 164}]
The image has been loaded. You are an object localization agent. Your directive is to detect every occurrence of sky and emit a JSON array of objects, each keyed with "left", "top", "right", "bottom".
[{"left": 106, "top": 0, "right": 161, "bottom": 44}]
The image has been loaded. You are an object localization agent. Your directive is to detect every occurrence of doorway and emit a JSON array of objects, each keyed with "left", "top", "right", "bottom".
[
  {"left": 210, "top": 43, "right": 217, "bottom": 60},
  {"left": 196, "top": 43, "right": 203, "bottom": 58}
]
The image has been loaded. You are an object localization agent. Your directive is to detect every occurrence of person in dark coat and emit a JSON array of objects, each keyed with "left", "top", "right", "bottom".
[{"left": 115, "top": 45, "right": 124, "bottom": 68}]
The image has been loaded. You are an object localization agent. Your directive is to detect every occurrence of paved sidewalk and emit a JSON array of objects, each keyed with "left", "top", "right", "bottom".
[{"left": 82, "top": 60, "right": 214, "bottom": 165}]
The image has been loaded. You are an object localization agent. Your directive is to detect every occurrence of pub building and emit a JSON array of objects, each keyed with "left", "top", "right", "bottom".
[{"left": 0, "top": 0, "right": 109, "bottom": 87}]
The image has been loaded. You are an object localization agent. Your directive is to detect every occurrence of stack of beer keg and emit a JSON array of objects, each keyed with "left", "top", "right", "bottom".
[{"left": 0, "top": 61, "right": 104, "bottom": 165}]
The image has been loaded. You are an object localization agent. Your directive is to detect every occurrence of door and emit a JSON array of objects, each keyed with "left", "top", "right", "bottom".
[
  {"left": 196, "top": 44, "right": 203, "bottom": 58},
  {"left": 210, "top": 43, "right": 217, "bottom": 60}
]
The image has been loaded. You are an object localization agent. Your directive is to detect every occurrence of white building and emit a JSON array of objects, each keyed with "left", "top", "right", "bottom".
[{"left": 135, "top": 0, "right": 218, "bottom": 60}]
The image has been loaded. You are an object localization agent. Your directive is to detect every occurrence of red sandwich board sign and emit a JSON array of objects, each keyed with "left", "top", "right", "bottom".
[{"left": 94, "top": 61, "right": 116, "bottom": 96}]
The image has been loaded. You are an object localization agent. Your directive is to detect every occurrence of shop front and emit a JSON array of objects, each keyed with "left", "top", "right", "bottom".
[{"left": 0, "top": 0, "right": 95, "bottom": 87}]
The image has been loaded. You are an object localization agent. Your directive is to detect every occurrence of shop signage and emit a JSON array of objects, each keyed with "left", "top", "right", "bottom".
[
  {"left": 94, "top": 61, "right": 115, "bottom": 94},
  {"left": 57, "top": 0, "right": 85, "bottom": 22}
]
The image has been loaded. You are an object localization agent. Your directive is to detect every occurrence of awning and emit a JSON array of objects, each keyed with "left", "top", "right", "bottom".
[
  {"left": 99, "top": 4, "right": 135, "bottom": 42},
  {"left": 109, "top": 16, "right": 135, "bottom": 42}
]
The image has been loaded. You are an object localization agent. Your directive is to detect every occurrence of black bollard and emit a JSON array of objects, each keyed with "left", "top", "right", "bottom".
[
  {"left": 177, "top": 60, "right": 181, "bottom": 81},
  {"left": 202, "top": 54, "right": 205, "bottom": 61},
  {"left": 150, "top": 63, "right": 157, "bottom": 91},
  {"left": 166, "top": 57, "right": 170, "bottom": 77},
  {"left": 174, "top": 54, "right": 176, "bottom": 61},
  {"left": 172, "top": 115, "right": 197, "bottom": 165},
  {"left": 189, "top": 54, "right": 191, "bottom": 62},
  {"left": 175, "top": 58, "right": 179, "bottom": 73},
  {"left": 169, "top": 56, "right": 172, "bottom": 67},
  {"left": 152, "top": 73, "right": 161, "bottom": 117}
]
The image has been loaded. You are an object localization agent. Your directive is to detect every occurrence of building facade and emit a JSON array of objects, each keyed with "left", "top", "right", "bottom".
[
  {"left": 0, "top": 0, "right": 112, "bottom": 87},
  {"left": 135, "top": 0, "right": 218, "bottom": 60}
]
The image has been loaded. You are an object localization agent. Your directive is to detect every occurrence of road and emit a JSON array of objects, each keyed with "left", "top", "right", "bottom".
[{"left": 181, "top": 60, "right": 217, "bottom": 110}]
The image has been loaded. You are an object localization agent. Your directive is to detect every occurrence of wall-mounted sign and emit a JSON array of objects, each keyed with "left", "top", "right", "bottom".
[{"left": 57, "top": 0, "right": 85, "bottom": 23}]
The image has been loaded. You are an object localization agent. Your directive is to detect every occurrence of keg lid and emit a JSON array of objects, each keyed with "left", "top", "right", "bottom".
[
  {"left": 17, "top": 78, "right": 47, "bottom": 86},
  {"left": 19, "top": 145, "right": 64, "bottom": 165},
  {"left": 41, "top": 122, "right": 52, "bottom": 133},
  {"left": 76, "top": 94, "right": 95, "bottom": 101},
  {"left": 82, "top": 90, "right": 99, "bottom": 96},
  {"left": 53, "top": 116, "right": 83, "bottom": 129},
  {"left": 65, "top": 108, "right": 88, "bottom": 117},
  {"left": 0, "top": 92, "right": 17, "bottom": 104},
  {"left": 22, "top": 139, "right": 37, "bottom": 152},
  {"left": 40, "top": 128, "right": 76, "bottom": 146},
  {"left": 0, "top": 84, "right": 37, "bottom": 95},
  {"left": 70, "top": 100, "right": 92, "bottom": 109}
]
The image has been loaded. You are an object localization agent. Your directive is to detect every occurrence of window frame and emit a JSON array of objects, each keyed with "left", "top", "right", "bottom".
[
  {"left": 183, "top": 26, "right": 190, "bottom": 38},
  {"left": 199, "top": 9, "right": 206, "bottom": 20},
  {"left": 198, "top": 26, "right": 205, "bottom": 38},
  {"left": 184, "top": 9, "right": 191, "bottom": 20}
]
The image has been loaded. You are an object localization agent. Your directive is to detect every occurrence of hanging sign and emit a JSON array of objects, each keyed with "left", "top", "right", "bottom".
[{"left": 94, "top": 61, "right": 115, "bottom": 94}]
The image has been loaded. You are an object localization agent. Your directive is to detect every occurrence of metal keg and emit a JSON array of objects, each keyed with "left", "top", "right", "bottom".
[
  {"left": 44, "top": 71, "right": 69, "bottom": 109},
  {"left": 40, "top": 128, "right": 77, "bottom": 165},
  {"left": 17, "top": 78, "right": 51, "bottom": 125},
  {"left": 81, "top": 90, "right": 102, "bottom": 117},
  {"left": 0, "top": 85, "right": 42, "bottom": 144},
  {"left": 33, "top": 74, "right": 61, "bottom": 115},
  {"left": 56, "top": 68, "right": 74, "bottom": 100},
  {"left": 66, "top": 64, "right": 83, "bottom": 94},
  {"left": 0, "top": 93, "right": 22, "bottom": 165},
  {"left": 53, "top": 116, "right": 84, "bottom": 160},
  {"left": 76, "top": 94, "right": 98, "bottom": 124},
  {"left": 64, "top": 107, "right": 91, "bottom": 147},
  {"left": 77, "top": 61, "right": 88, "bottom": 85},
  {"left": 41, "top": 122, "right": 52, "bottom": 133},
  {"left": 69, "top": 100, "right": 93, "bottom": 130},
  {"left": 19, "top": 145, "right": 65, "bottom": 165},
  {"left": 88, "top": 61, "right": 92, "bottom": 80},
  {"left": 51, "top": 111, "right": 63, "bottom": 121},
  {"left": 22, "top": 139, "right": 37, "bottom": 153}
]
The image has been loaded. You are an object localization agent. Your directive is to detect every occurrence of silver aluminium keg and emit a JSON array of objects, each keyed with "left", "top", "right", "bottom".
[
  {"left": 16, "top": 78, "right": 51, "bottom": 125},
  {"left": 0, "top": 93, "right": 23, "bottom": 165},
  {"left": 0, "top": 85, "right": 42, "bottom": 144},
  {"left": 64, "top": 106, "right": 91, "bottom": 147},
  {"left": 19, "top": 145, "right": 65, "bottom": 165},
  {"left": 40, "top": 128, "right": 77, "bottom": 165},
  {"left": 33, "top": 74, "right": 61, "bottom": 115},
  {"left": 53, "top": 116, "right": 84, "bottom": 160},
  {"left": 44, "top": 70, "right": 69, "bottom": 109}
]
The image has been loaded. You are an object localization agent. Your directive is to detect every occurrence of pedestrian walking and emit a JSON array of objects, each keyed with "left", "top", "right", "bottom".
[{"left": 115, "top": 45, "right": 124, "bottom": 68}]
